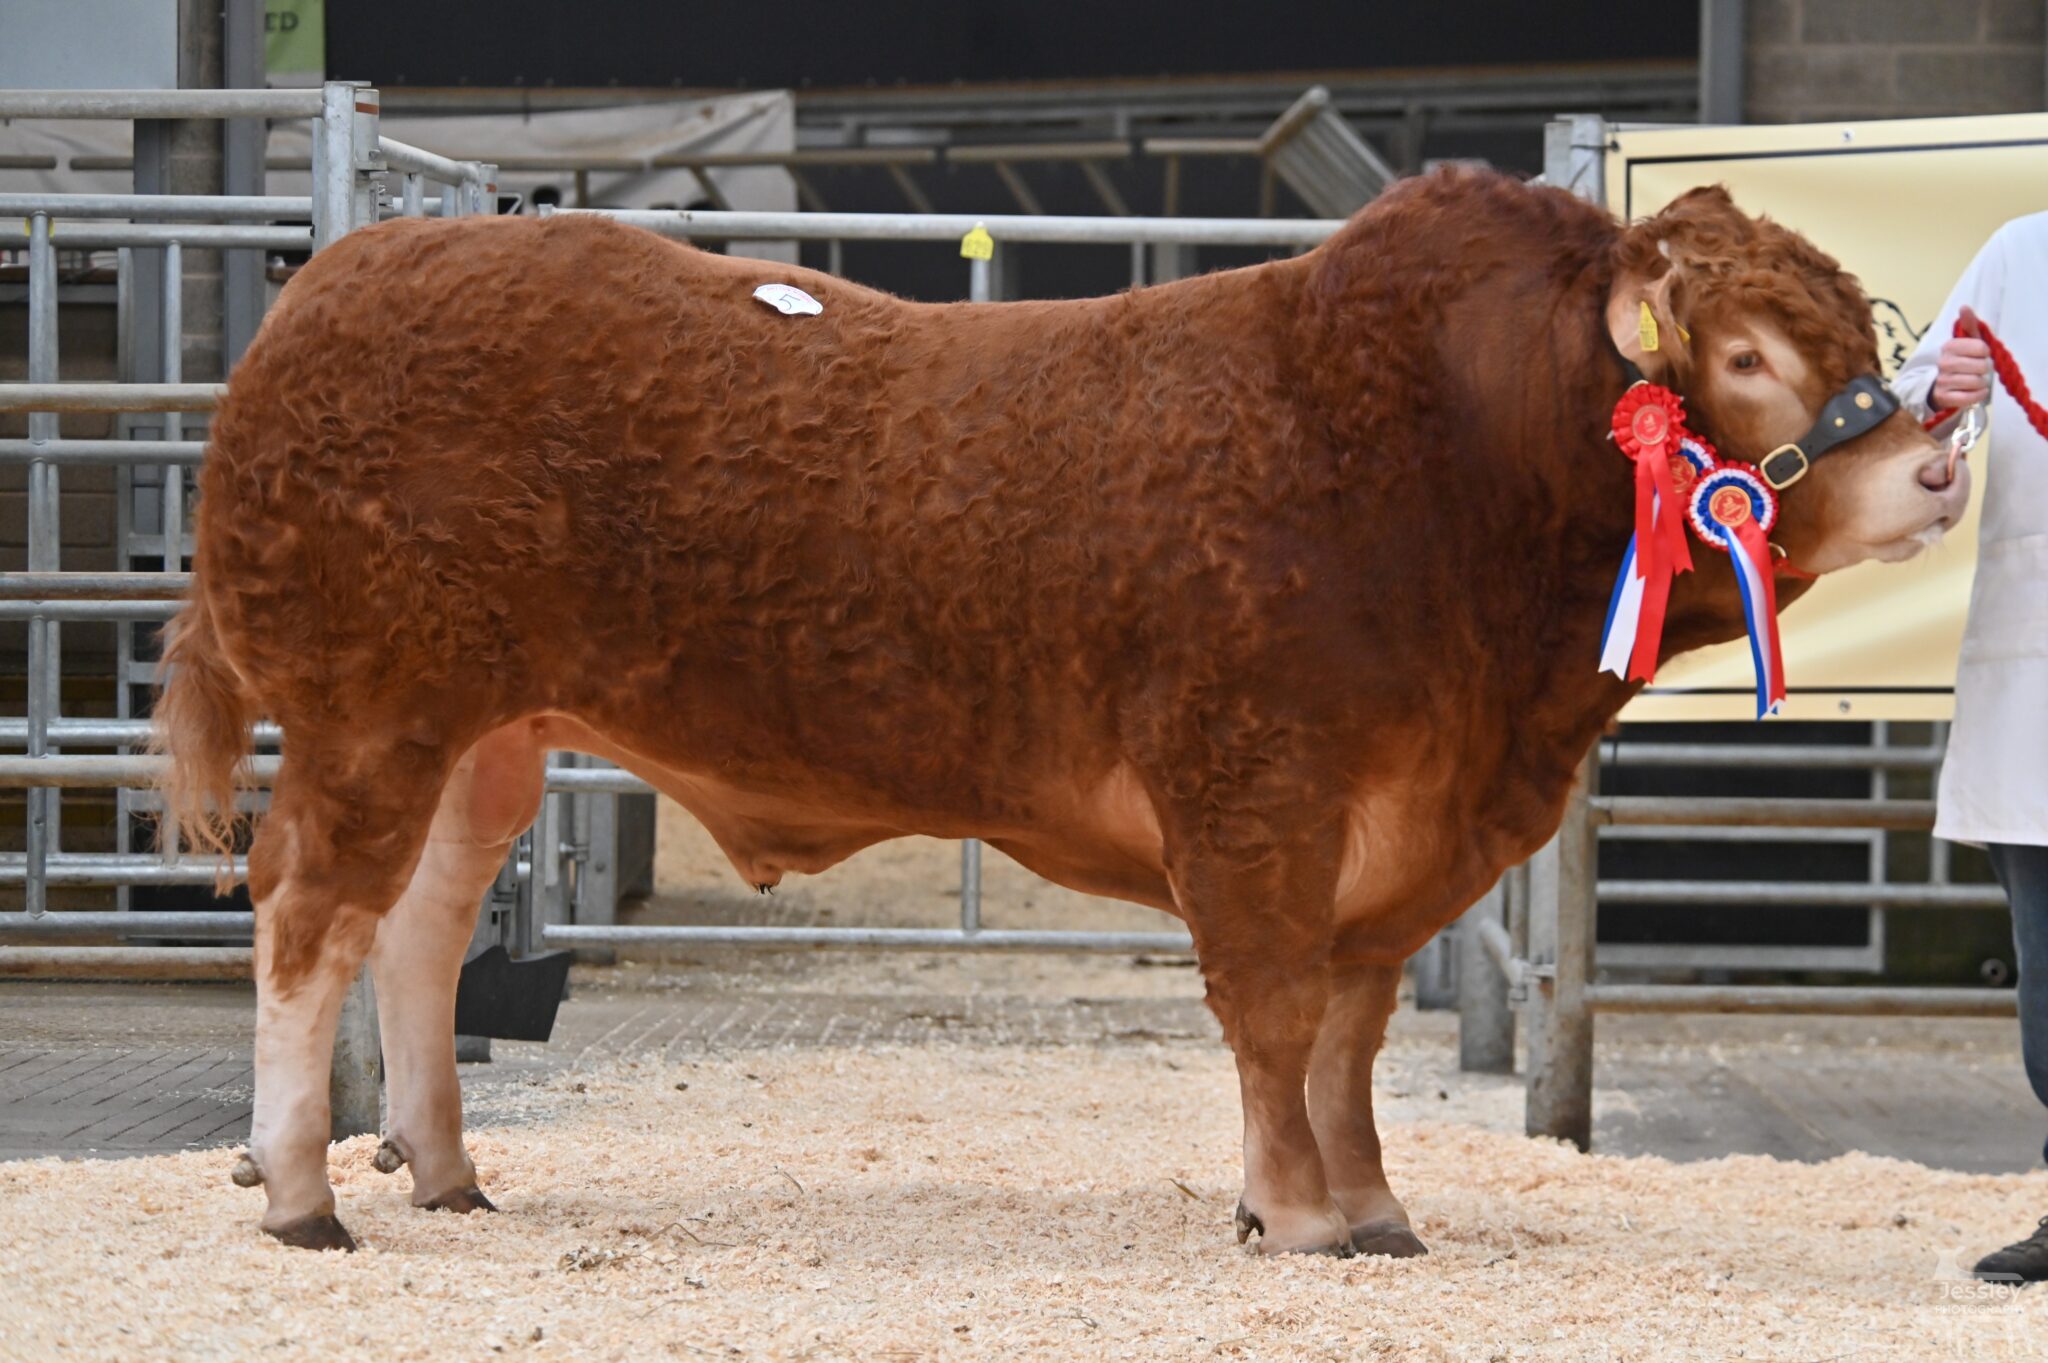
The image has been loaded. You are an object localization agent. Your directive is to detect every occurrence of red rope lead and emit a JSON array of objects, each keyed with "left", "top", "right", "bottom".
[{"left": 1922, "top": 306, "right": 2048, "bottom": 442}]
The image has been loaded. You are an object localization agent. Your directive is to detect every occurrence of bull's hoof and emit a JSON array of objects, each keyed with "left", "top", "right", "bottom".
[
  {"left": 1234, "top": 1200, "right": 1354, "bottom": 1258},
  {"left": 1350, "top": 1220, "right": 1430, "bottom": 1259},
  {"left": 372, "top": 1139, "right": 407, "bottom": 1175},
  {"left": 265, "top": 1213, "right": 357, "bottom": 1252},
  {"left": 229, "top": 1152, "right": 263, "bottom": 1188},
  {"left": 420, "top": 1185, "right": 497, "bottom": 1214}
]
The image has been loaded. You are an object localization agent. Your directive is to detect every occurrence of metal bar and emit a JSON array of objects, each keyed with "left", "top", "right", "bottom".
[
  {"left": 0, "top": 155, "right": 61, "bottom": 170},
  {"left": 376, "top": 135, "right": 471, "bottom": 186},
  {"left": 1597, "top": 880, "right": 2010, "bottom": 909},
  {"left": 960, "top": 841, "right": 983, "bottom": 935},
  {"left": 315, "top": 82, "right": 357, "bottom": 250},
  {"left": 1600, "top": 823, "right": 1876, "bottom": 844},
  {"left": 0, "top": 947, "right": 252, "bottom": 981},
  {"left": 1598, "top": 943, "right": 1887, "bottom": 972},
  {"left": 0, "top": 755, "right": 280, "bottom": 787},
  {"left": 688, "top": 166, "right": 733, "bottom": 212},
  {"left": 1476, "top": 914, "right": 1515, "bottom": 977},
  {"left": 0, "top": 860, "right": 247, "bottom": 886},
  {"left": 884, "top": 164, "right": 935, "bottom": 215},
  {"left": 0, "top": 601, "right": 180, "bottom": 620},
  {"left": 1457, "top": 883, "right": 1515, "bottom": 1073},
  {"left": 788, "top": 167, "right": 830, "bottom": 214},
  {"left": 0, "top": 573, "right": 189, "bottom": 600},
  {"left": 0, "top": 193, "right": 311, "bottom": 220},
  {"left": 0, "top": 754, "right": 647, "bottom": 794},
  {"left": 0, "top": 89, "right": 323, "bottom": 119},
  {"left": 0, "top": 384, "right": 223, "bottom": 413},
  {"left": 0, "top": 439, "right": 207, "bottom": 465},
  {"left": 0, "top": 910, "right": 252, "bottom": 935},
  {"left": 24, "top": 211, "right": 58, "bottom": 920},
  {"left": 538, "top": 768, "right": 656, "bottom": 795},
  {"left": 1602, "top": 743, "right": 1944, "bottom": 770},
  {"left": 563, "top": 208, "right": 1342, "bottom": 248},
  {"left": 1527, "top": 750, "right": 1596, "bottom": 1150},
  {"left": 990, "top": 163, "right": 1044, "bottom": 215},
  {"left": 1079, "top": 161, "right": 1132, "bottom": 216},
  {"left": 330, "top": 970, "right": 380, "bottom": 1139},
  {"left": 1594, "top": 797, "right": 1937, "bottom": 830},
  {"left": 0, "top": 718, "right": 279, "bottom": 745},
  {"left": 401, "top": 172, "right": 423, "bottom": 217},
  {"left": 541, "top": 924, "right": 1195, "bottom": 953},
  {"left": 945, "top": 141, "right": 1132, "bottom": 164},
  {"left": 161, "top": 240, "right": 184, "bottom": 579},
  {"left": 1142, "top": 137, "right": 1263, "bottom": 157},
  {"left": 0, "top": 223, "right": 313, "bottom": 251},
  {"left": 1698, "top": 0, "right": 1747, "bottom": 125},
  {"left": 1586, "top": 984, "right": 2015, "bottom": 1017}
]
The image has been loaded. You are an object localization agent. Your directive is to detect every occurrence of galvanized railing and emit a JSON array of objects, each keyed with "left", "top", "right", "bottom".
[{"left": 0, "top": 84, "right": 494, "bottom": 945}]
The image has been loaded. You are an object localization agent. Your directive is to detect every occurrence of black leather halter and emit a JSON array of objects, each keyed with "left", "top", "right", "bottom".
[
  {"left": 1613, "top": 351, "right": 1900, "bottom": 492},
  {"left": 1755, "top": 375, "right": 1900, "bottom": 490}
]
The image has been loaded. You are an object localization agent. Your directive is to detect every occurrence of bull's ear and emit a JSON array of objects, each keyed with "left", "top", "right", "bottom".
[{"left": 1606, "top": 254, "right": 1690, "bottom": 384}]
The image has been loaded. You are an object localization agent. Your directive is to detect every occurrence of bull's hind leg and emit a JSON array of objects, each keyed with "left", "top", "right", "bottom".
[
  {"left": 369, "top": 724, "right": 545, "bottom": 1213},
  {"left": 1307, "top": 961, "right": 1428, "bottom": 1258},
  {"left": 1173, "top": 833, "right": 1353, "bottom": 1257},
  {"left": 239, "top": 738, "right": 454, "bottom": 1250}
]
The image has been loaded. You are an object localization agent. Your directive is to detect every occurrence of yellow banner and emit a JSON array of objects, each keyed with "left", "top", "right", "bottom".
[{"left": 1607, "top": 113, "right": 2048, "bottom": 721}]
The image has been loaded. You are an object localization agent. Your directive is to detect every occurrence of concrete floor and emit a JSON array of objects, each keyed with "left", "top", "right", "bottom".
[{"left": 2, "top": 956, "right": 2043, "bottom": 1176}]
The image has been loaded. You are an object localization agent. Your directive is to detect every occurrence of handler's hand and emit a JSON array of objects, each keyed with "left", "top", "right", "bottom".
[{"left": 1933, "top": 336, "right": 1992, "bottom": 410}]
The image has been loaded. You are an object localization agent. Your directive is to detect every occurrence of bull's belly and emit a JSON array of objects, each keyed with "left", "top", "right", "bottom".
[
  {"left": 530, "top": 715, "right": 1183, "bottom": 910},
  {"left": 528, "top": 715, "right": 1484, "bottom": 959}
]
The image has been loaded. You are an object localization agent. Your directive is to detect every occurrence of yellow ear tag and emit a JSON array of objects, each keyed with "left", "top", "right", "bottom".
[
  {"left": 1638, "top": 301, "right": 1660, "bottom": 353},
  {"left": 960, "top": 223, "right": 994, "bottom": 261}
]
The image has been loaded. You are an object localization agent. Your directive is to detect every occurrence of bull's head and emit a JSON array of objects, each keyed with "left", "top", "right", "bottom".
[{"left": 1605, "top": 187, "right": 1968, "bottom": 574}]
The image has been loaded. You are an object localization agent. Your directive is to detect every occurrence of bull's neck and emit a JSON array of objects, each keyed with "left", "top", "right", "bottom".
[{"left": 1292, "top": 239, "right": 1754, "bottom": 795}]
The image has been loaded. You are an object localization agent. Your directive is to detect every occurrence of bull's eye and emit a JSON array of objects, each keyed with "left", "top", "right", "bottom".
[{"left": 1731, "top": 352, "right": 1762, "bottom": 372}]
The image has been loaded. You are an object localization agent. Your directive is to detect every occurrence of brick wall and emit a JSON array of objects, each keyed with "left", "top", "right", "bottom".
[{"left": 1748, "top": 0, "right": 2045, "bottom": 122}]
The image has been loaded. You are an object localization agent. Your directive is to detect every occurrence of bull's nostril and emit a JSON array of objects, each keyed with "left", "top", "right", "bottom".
[{"left": 1919, "top": 462, "right": 1955, "bottom": 492}]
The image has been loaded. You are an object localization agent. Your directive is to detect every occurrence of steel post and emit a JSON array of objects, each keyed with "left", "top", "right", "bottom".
[
  {"left": 1457, "top": 879, "right": 1516, "bottom": 1073},
  {"left": 160, "top": 240, "right": 185, "bottom": 572},
  {"left": 329, "top": 969, "right": 381, "bottom": 1140},
  {"left": 1526, "top": 750, "right": 1598, "bottom": 1149},
  {"left": 960, "top": 841, "right": 983, "bottom": 935},
  {"left": 311, "top": 84, "right": 384, "bottom": 1137},
  {"left": 24, "top": 213, "right": 60, "bottom": 917},
  {"left": 314, "top": 83, "right": 358, "bottom": 249}
]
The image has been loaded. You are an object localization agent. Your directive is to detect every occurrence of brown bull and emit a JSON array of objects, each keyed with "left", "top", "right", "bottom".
[{"left": 156, "top": 168, "right": 1967, "bottom": 1255}]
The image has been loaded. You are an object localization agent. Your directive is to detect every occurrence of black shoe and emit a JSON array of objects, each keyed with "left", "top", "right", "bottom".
[{"left": 1974, "top": 1217, "right": 2048, "bottom": 1282}]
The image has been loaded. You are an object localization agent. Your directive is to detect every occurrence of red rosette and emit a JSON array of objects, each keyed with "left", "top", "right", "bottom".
[
  {"left": 1613, "top": 384, "right": 1686, "bottom": 458},
  {"left": 1609, "top": 385, "right": 1695, "bottom": 634}
]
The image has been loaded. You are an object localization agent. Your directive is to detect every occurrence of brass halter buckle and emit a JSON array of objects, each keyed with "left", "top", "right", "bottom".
[{"left": 1759, "top": 443, "right": 1809, "bottom": 490}]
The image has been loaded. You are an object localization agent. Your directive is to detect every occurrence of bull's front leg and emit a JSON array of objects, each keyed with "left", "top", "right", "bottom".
[
  {"left": 1306, "top": 960, "right": 1428, "bottom": 1257},
  {"left": 1174, "top": 839, "right": 1353, "bottom": 1257}
]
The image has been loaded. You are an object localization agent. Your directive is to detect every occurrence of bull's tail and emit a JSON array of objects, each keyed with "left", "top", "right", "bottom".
[{"left": 149, "top": 588, "right": 255, "bottom": 866}]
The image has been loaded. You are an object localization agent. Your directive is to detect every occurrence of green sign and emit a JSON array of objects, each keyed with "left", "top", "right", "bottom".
[{"left": 265, "top": 0, "right": 324, "bottom": 80}]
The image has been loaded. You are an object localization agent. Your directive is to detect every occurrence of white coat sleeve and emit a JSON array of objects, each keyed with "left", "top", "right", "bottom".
[{"left": 1896, "top": 226, "right": 2010, "bottom": 420}]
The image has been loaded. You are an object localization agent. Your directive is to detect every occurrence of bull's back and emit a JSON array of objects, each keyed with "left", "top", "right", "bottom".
[{"left": 199, "top": 213, "right": 1314, "bottom": 813}]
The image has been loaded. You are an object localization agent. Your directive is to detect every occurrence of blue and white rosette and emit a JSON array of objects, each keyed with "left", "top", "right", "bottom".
[{"left": 1686, "top": 466, "right": 1786, "bottom": 718}]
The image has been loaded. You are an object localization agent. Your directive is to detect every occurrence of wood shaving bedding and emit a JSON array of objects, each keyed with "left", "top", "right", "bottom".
[{"left": 2, "top": 1044, "right": 2043, "bottom": 1363}]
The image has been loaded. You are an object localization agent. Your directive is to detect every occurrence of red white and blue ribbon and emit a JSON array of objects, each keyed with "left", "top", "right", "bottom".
[
  {"left": 1597, "top": 381, "right": 1787, "bottom": 718},
  {"left": 1599, "top": 384, "right": 1710, "bottom": 683},
  {"left": 1685, "top": 466, "right": 1786, "bottom": 718}
]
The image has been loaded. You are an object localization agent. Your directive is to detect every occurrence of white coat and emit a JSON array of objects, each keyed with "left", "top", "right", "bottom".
[{"left": 1895, "top": 213, "right": 2048, "bottom": 847}]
